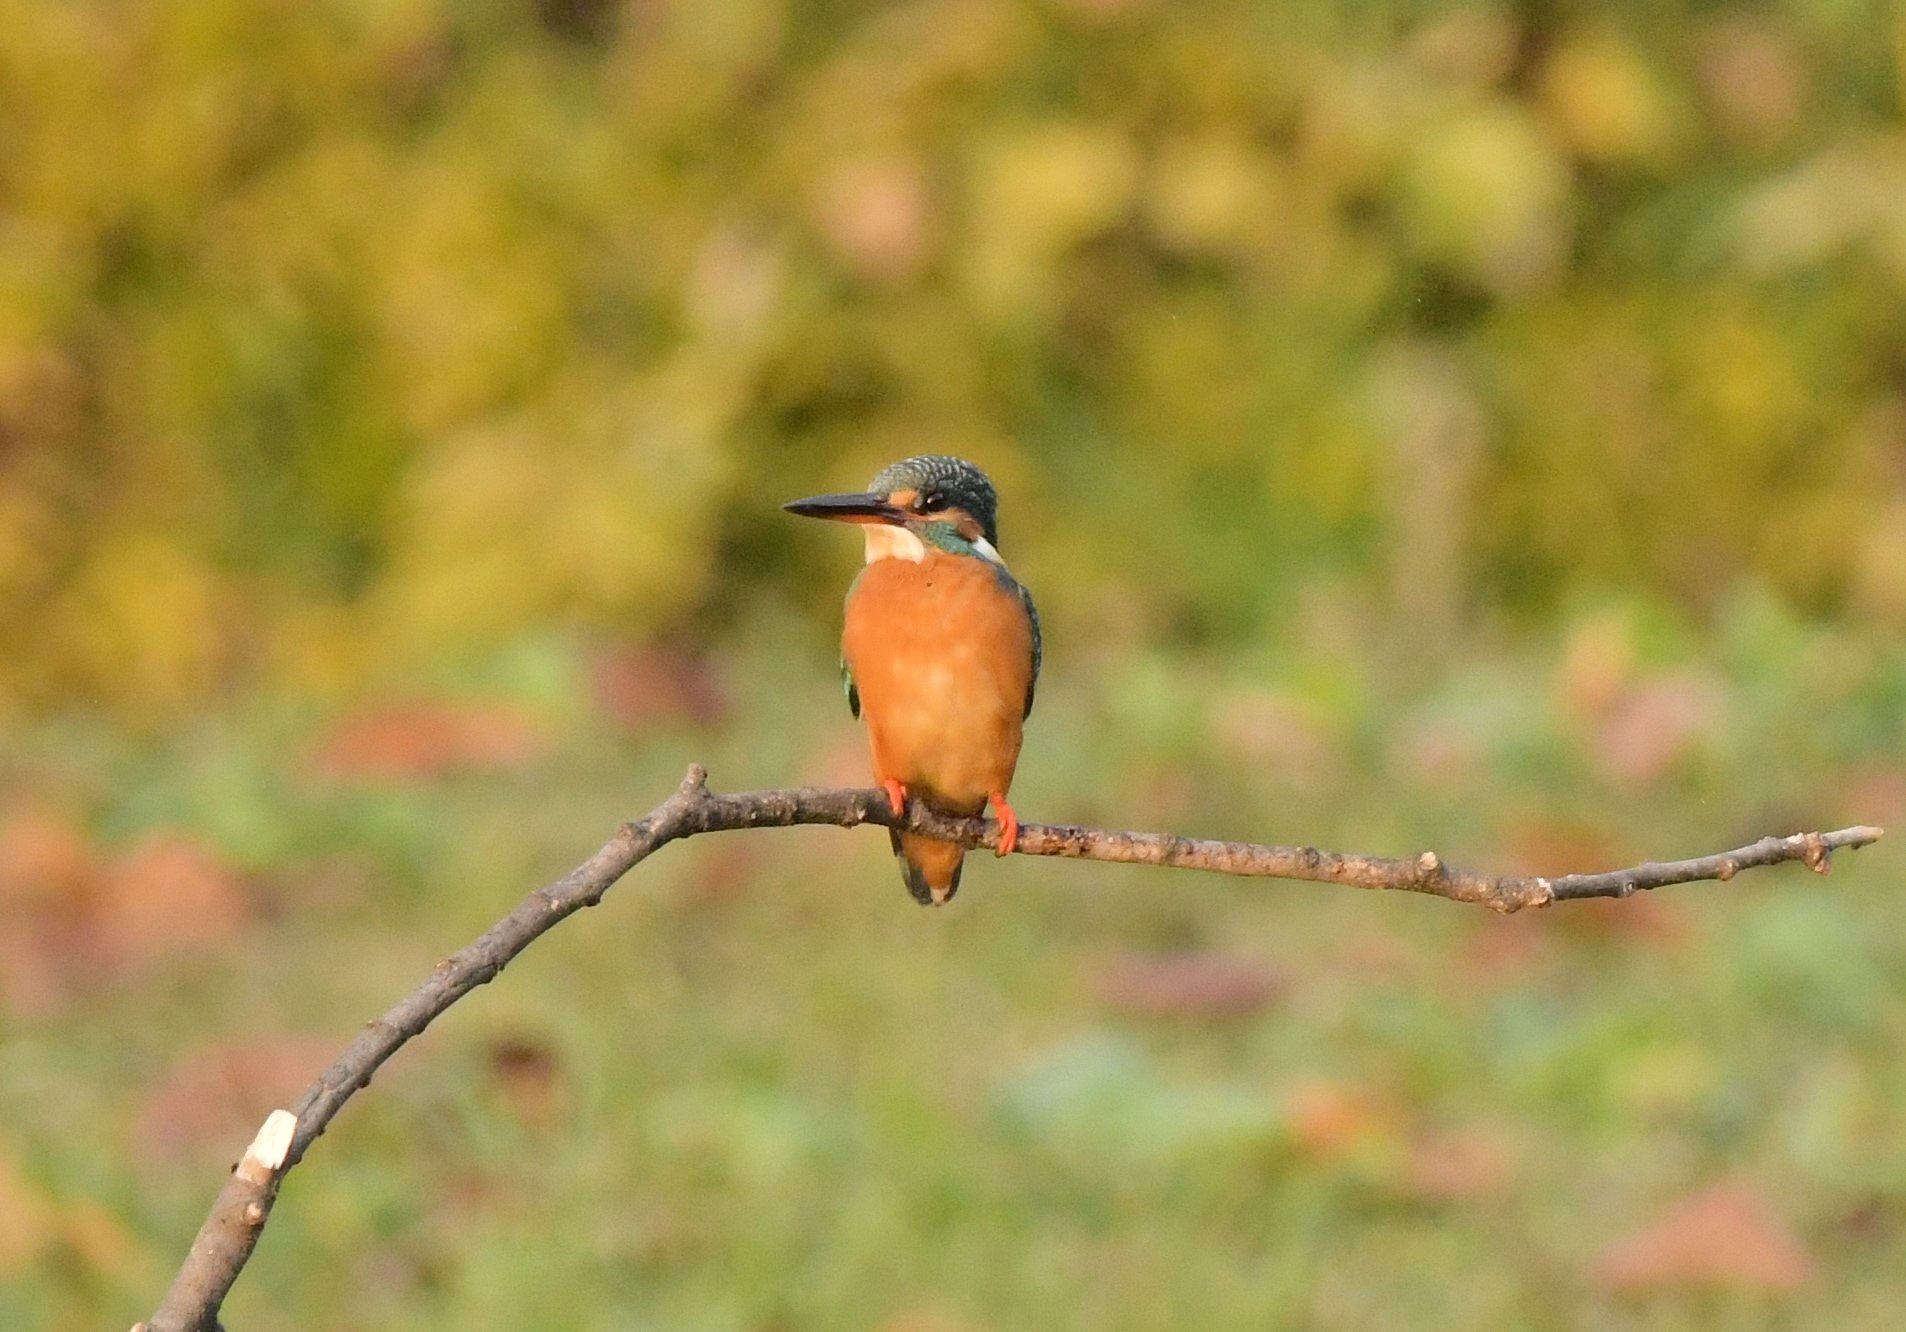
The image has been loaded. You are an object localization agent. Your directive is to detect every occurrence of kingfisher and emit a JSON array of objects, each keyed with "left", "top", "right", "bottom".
[{"left": 785, "top": 456, "right": 1041, "bottom": 905}]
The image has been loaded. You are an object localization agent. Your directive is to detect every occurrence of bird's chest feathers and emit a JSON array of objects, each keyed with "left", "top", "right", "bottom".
[
  {"left": 848, "top": 557, "right": 1020, "bottom": 691},
  {"left": 842, "top": 552, "right": 1032, "bottom": 800}
]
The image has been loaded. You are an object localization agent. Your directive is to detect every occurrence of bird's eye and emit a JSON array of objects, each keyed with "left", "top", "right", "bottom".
[{"left": 917, "top": 489, "right": 950, "bottom": 513}]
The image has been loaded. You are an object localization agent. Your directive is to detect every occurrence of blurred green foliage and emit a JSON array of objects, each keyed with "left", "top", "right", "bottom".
[
  {"left": 7, "top": 3, "right": 1906, "bottom": 1328},
  {"left": 4, "top": 612, "right": 1906, "bottom": 1329},
  {"left": 4, "top": 0, "right": 1906, "bottom": 715}
]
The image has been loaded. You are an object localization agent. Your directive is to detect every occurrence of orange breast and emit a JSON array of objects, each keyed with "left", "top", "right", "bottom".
[{"left": 843, "top": 552, "right": 1034, "bottom": 814}]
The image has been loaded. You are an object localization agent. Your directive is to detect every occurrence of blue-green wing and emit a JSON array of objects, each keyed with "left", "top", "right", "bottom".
[
  {"left": 842, "top": 567, "right": 864, "bottom": 719},
  {"left": 1018, "top": 578, "right": 1042, "bottom": 719},
  {"left": 842, "top": 656, "right": 860, "bottom": 719}
]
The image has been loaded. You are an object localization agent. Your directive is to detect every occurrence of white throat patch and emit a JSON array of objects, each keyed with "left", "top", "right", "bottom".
[{"left": 863, "top": 525, "right": 927, "bottom": 564}]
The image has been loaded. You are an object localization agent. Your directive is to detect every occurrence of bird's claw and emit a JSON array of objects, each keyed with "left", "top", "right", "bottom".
[
  {"left": 881, "top": 779, "right": 908, "bottom": 819},
  {"left": 989, "top": 792, "right": 1019, "bottom": 857}
]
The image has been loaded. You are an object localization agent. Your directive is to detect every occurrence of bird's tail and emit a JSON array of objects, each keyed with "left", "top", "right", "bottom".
[{"left": 890, "top": 828, "right": 965, "bottom": 906}]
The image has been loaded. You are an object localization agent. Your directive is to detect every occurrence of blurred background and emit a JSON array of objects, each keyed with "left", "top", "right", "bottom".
[{"left": 4, "top": 0, "right": 1906, "bottom": 1327}]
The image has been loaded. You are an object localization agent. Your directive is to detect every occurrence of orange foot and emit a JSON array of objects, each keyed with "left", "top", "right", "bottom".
[
  {"left": 881, "top": 778, "right": 908, "bottom": 818},
  {"left": 988, "top": 791, "right": 1019, "bottom": 857}
]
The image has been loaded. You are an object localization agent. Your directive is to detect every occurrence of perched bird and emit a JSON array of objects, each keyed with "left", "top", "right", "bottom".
[{"left": 785, "top": 456, "right": 1041, "bottom": 905}]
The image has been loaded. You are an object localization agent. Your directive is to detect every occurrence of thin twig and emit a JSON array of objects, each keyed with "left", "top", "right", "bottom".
[{"left": 140, "top": 766, "right": 1882, "bottom": 1331}]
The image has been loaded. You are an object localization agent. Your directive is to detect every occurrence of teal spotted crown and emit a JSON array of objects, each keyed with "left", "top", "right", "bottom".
[{"left": 869, "top": 455, "right": 1000, "bottom": 548}]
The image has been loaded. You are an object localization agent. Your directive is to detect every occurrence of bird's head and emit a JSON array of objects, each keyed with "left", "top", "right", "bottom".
[{"left": 784, "top": 455, "right": 1002, "bottom": 561}]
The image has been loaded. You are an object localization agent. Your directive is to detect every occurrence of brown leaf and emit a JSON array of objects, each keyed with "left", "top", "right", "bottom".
[
  {"left": 486, "top": 1036, "right": 566, "bottom": 1129},
  {"left": 1094, "top": 951, "right": 1284, "bottom": 1022},
  {"left": 1338, "top": 931, "right": 1419, "bottom": 984},
  {"left": 0, "top": 803, "right": 104, "bottom": 1014},
  {"left": 311, "top": 700, "right": 550, "bottom": 781},
  {"left": 1211, "top": 688, "right": 1338, "bottom": 790},
  {"left": 1500, "top": 814, "right": 1626, "bottom": 879},
  {"left": 1407, "top": 8, "right": 1520, "bottom": 86},
  {"left": 1285, "top": 1080, "right": 1386, "bottom": 1160},
  {"left": 1836, "top": 1196, "right": 1898, "bottom": 1245},
  {"left": 588, "top": 644, "right": 729, "bottom": 733},
  {"left": 800, "top": 731, "right": 873, "bottom": 791},
  {"left": 1550, "top": 894, "right": 1692, "bottom": 948},
  {"left": 686, "top": 841, "right": 765, "bottom": 906},
  {"left": 1390, "top": 718, "right": 1484, "bottom": 788},
  {"left": 1595, "top": 1180, "right": 1817, "bottom": 1293},
  {"left": 0, "top": 801, "right": 100, "bottom": 909},
  {"left": 1400, "top": 1127, "right": 1517, "bottom": 1203},
  {"left": 1456, "top": 916, "right": 1552, "bottom": 989},
  {"left": 0, "top": 932, "right": 68, "bottom": 1017},
  {"left": 0, "top": 899, "right": 102, "bottom": 1016},
  {"left": 92, "top": 835, "right": 253, "bottom": 973},
  {"left": 1501, "top": 815, "right": 1690, "bottom": 946},
  {"left": 1589, "top": 672, "right": 1725, "bottom": 789},
  {"left": 1135, "top": 762, "right": 1199, "bottom": 825},
  {"left": 1838, "top": 765, "right": 1906, "bottom": 829},
  {"left": 811, "top": 156, "right": 935, "bottom": 284},
  {"left": 1695, "top": 17, "right": 1806, "bottom": 147},
  {"left": 0, "top": 825, "right": 255, "bottom": 1014},
  {"left": 135, "top": 1038, "right": 335, "bottom": 1160}
]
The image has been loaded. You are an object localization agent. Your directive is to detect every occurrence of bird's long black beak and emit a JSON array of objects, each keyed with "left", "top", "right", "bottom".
[{"left": 782, "top": 492, "right": 907, "bottom": 525}]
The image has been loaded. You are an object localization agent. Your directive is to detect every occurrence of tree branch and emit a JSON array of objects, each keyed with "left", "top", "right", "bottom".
[{"left": 138, "top": 766, "right": 1882, "bottom": 1331}]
